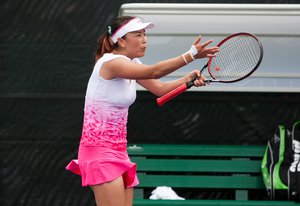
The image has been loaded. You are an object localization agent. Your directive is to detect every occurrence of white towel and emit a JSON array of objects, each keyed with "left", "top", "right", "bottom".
[{"left": 149, "top": 186, "right": 185, "bottom": 200}]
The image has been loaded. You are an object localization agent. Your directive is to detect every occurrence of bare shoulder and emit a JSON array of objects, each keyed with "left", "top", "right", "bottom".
[
  {"left": 106, "top": 56, "right": 132, "bottom": 68},
  {"left": 101, "top": 56, "right": 140, "bottom": 80}
]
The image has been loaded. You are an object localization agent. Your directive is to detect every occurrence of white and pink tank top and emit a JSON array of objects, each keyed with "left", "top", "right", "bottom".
[{"left": 80, "top": 53, "right": 138, "bottom": 150}]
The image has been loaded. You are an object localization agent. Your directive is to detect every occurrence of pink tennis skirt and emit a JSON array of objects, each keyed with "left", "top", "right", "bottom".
[{"left": 66, "top": 145, "right": 139, "bottom": 188}]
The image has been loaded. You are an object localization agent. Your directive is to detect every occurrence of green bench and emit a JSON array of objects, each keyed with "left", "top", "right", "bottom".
[{"left": 127, "top": 144, "right": 300, "bottom": 206}]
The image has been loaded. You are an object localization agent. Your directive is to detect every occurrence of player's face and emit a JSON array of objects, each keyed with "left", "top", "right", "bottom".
[{"left": 123, "top": 29, "right": 147, "bottom": 58}]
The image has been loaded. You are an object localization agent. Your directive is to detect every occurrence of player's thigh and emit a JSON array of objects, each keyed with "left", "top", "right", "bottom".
[
  {"left": 125, "top": 187, "right": 133, "bottom": 206},
  {"left": 91, "top": 176, "right": 127, "bottom": 206}
]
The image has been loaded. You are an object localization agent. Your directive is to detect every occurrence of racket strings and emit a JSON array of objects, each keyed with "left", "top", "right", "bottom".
[{"left": 209, "top": 35, "right": 262, "bottom": 82}]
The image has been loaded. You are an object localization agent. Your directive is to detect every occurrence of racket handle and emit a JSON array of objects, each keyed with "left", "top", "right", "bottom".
[
  {"left": 157, "top": 77, "right": 198, "bottom": 107},
  {"left": 157, "top": 84, "right": 188, "bottom": 106}
]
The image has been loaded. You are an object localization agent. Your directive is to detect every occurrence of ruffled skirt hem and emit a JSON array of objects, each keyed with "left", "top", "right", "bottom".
[{"left": 65, "top": 146, "right": 139, "bottom": 188}]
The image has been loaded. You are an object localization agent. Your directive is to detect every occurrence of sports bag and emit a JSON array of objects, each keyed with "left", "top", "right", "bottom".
[{"left": 261, "top": 121, "right": 300, "bottom": 201}]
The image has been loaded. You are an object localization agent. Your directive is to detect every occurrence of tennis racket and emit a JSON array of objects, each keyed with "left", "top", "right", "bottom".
[{"left": 157, "top": 32, "right": 263, "bottom": 106}]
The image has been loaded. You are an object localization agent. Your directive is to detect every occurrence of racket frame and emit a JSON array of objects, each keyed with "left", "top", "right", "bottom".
[
  {"left": 157, "top": 32, "right": 264, "bottom": 106},
  {"left": 206, "top": 32, "right": 264, "bottom": 83}
]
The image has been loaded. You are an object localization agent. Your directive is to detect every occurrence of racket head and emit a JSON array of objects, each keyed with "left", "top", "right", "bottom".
[{"left": 207, "top": 32, "right": 263, "bottom": 83}]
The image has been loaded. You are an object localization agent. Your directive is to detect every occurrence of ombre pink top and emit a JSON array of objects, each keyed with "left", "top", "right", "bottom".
[{"left": 79, "top": 53, "right": 138, "bottom": 150}]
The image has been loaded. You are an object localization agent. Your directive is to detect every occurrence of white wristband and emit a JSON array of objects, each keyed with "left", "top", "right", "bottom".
[
  {"left": 189, "top": 52, "right": 195, "bottom": 60},
  {"left": 182, "top": 54, "right": 188, "bottom": 64},
  {"left": 188, "top": 45, "right": 198, "bottom": 58}
]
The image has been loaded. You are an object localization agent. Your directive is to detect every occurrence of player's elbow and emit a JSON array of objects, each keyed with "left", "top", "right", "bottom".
[
  {"left": 151, "top": 71, "right": 163, "bottom": 79},
  {"left": 146, "top": 64, "right": 165, "bottom": 79}
]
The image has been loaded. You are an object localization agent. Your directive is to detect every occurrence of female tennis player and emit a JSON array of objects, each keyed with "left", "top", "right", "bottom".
[{"left": 66, "top": 16, "right": 219, "bottom": 206}]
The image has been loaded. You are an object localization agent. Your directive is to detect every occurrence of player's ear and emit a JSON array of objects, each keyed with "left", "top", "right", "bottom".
[{"left": 117, "top": 38, "right": 126, "bottom": 48}]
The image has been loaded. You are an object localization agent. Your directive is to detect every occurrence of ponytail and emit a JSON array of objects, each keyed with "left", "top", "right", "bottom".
[{"left": 95, "top": 32, "right": 114, "bottom": 62}]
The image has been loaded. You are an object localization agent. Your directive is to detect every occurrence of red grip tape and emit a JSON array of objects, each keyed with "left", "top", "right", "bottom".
[{"left": 156, "top": 84, "right": 188, "bottom": 106}]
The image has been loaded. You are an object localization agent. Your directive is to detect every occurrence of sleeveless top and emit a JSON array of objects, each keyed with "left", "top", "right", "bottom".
[{"left": 79, "top": 53, "right": 138, "bottom": 150}]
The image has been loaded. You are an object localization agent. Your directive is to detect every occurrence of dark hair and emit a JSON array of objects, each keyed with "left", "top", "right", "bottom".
[{"left": 95, "top": 16, "right": 135, "bottom": 62}]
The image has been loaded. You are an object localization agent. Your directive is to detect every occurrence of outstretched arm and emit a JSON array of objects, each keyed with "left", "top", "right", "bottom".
[{"left": 100, "top": 36, "right": 219, "bottom": 80}]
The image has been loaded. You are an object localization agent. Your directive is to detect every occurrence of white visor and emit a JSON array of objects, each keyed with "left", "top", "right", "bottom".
[{"left": 111, "top": 18, "right": 155, "bottom": 43}]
